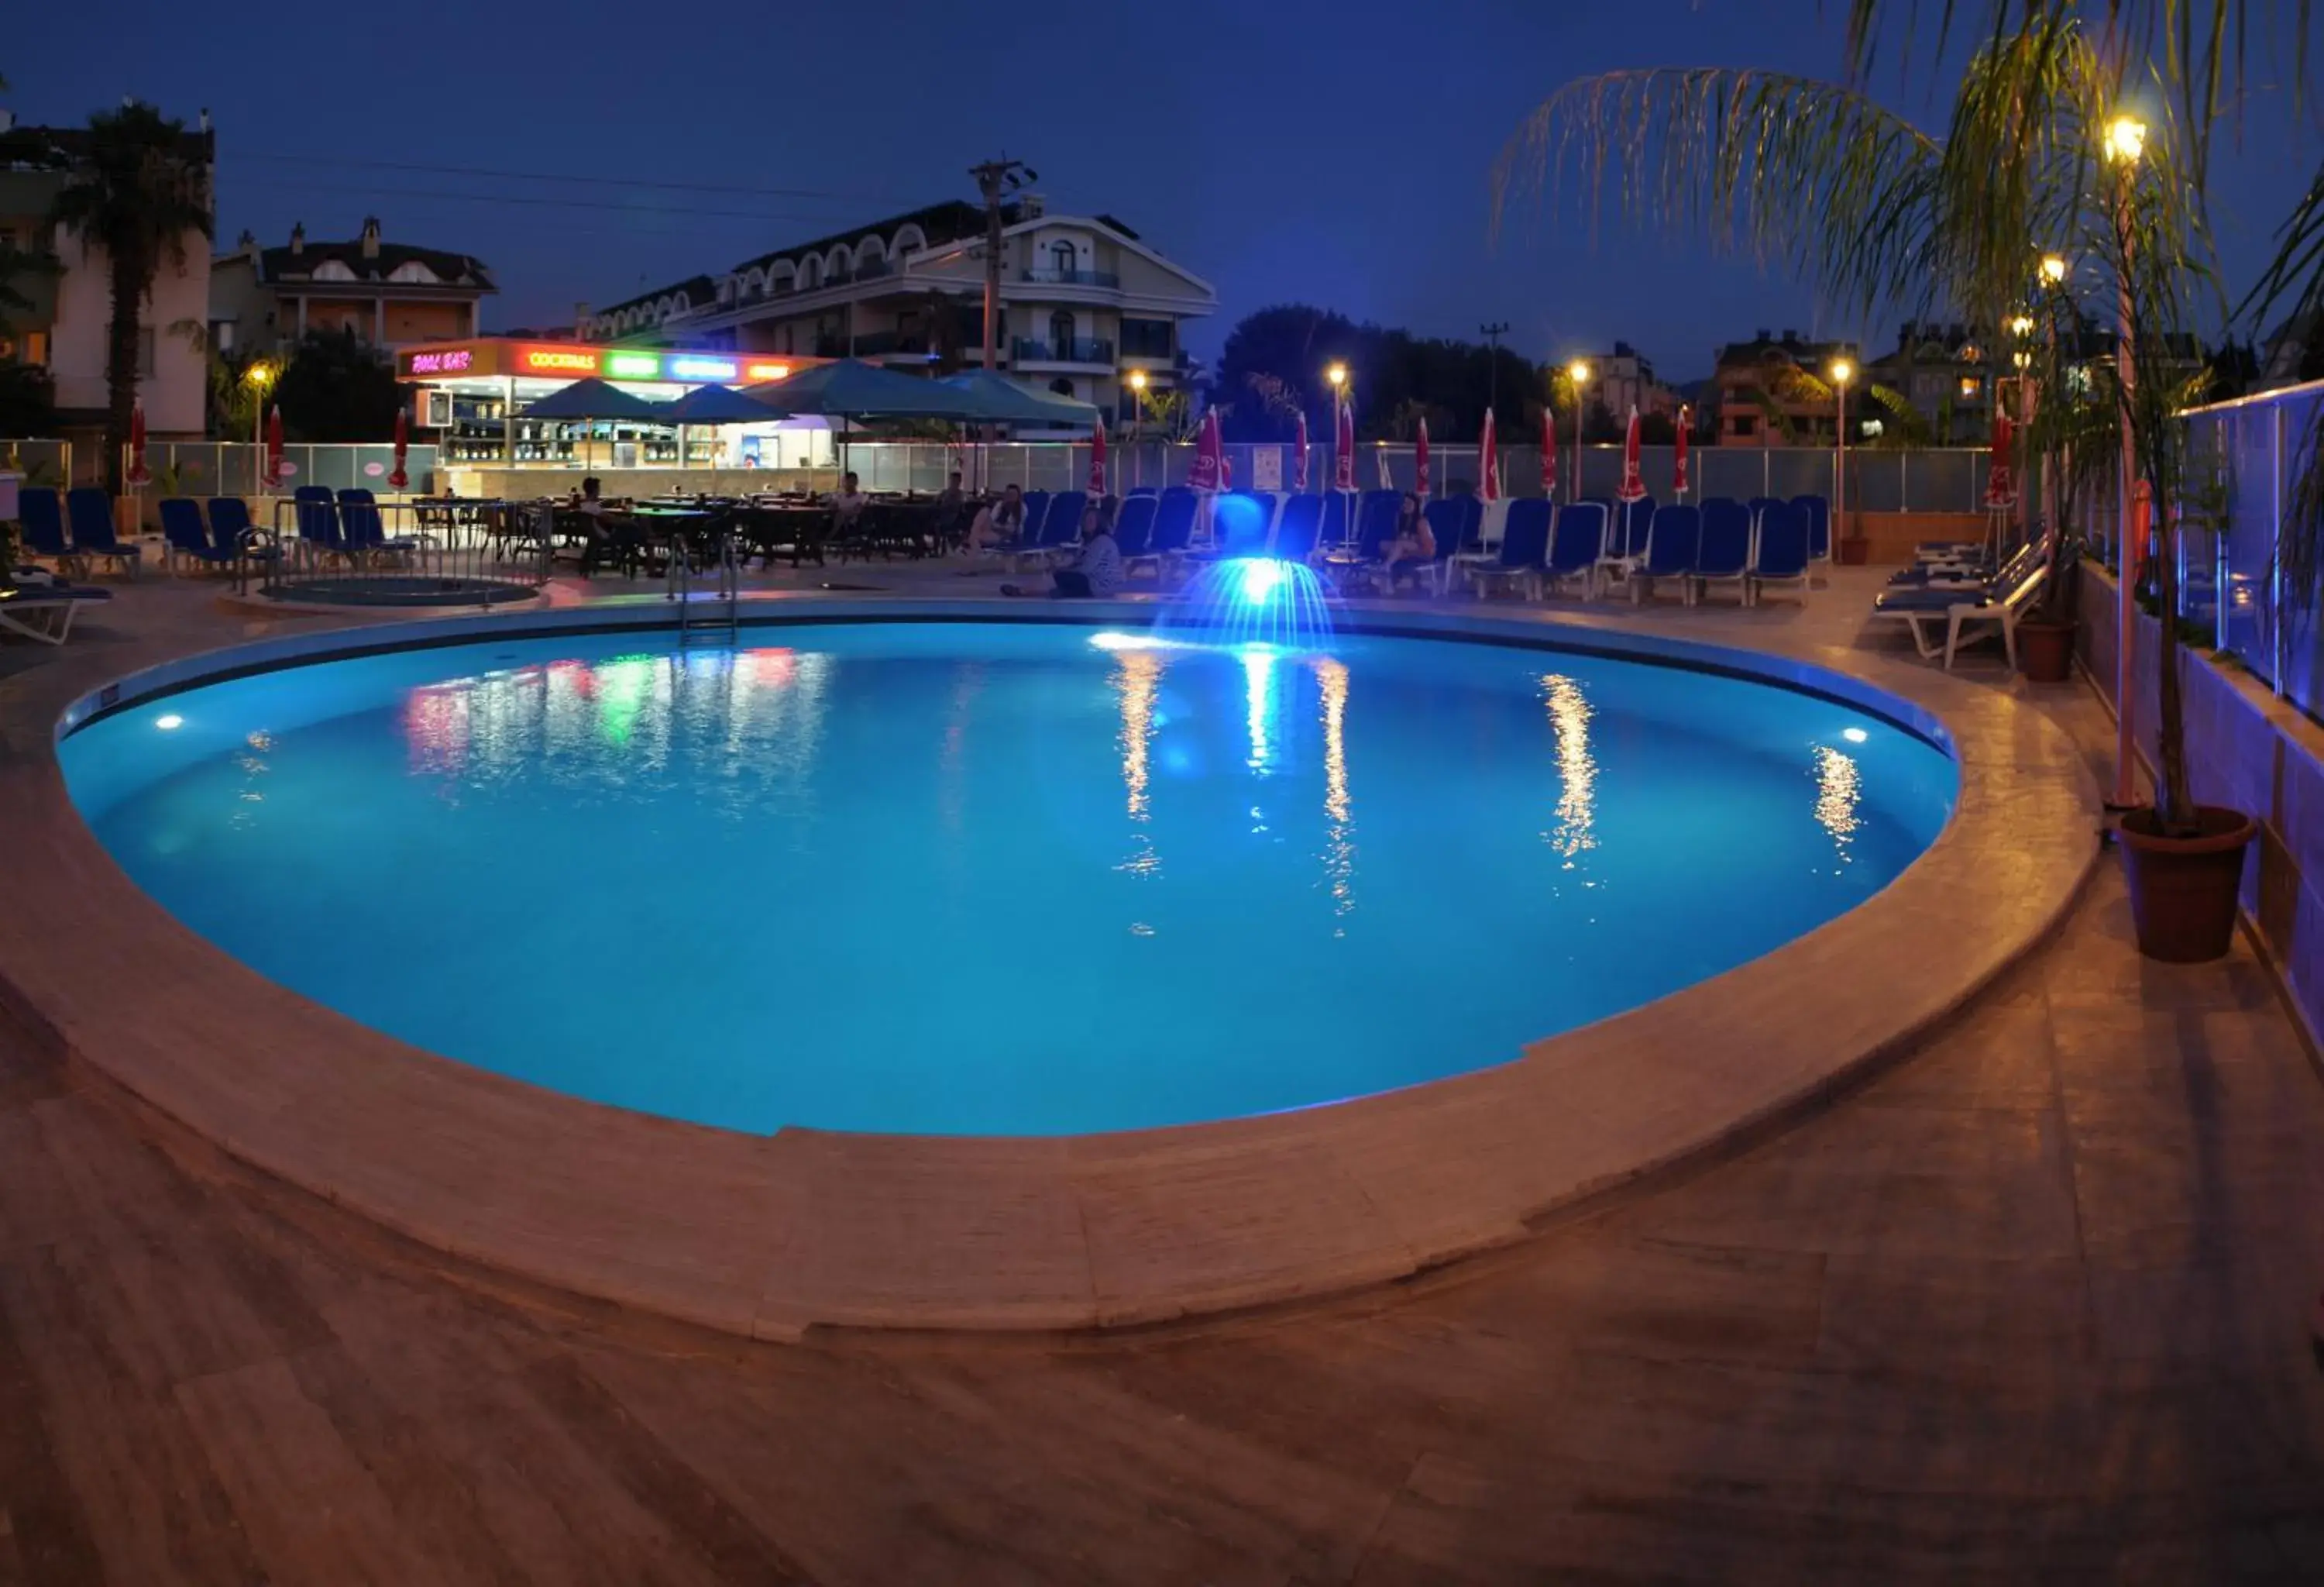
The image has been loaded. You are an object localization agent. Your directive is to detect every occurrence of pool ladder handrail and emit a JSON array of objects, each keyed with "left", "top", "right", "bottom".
[{"left": 671, "top": 525, "right": 740, "bottom": 642}]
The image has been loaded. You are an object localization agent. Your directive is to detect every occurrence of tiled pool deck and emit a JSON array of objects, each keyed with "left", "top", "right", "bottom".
[
  {"left": 2, "top": 565, "right": 2320, "bottom": 1580},
  {"left": 1, "top": 567, "right": 2093, "bottom": 1337}
]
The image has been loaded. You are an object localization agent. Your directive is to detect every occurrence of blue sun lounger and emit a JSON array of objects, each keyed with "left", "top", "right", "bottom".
[
  {"left": 67, "top": 487, "right": 142, "bottom": 578},
  {"left": 1544, "top": 501, "right": 1606, "bottom": 599},
  {"left": 1750, "top": 499, "right": 1813, "bottom": 606},
  {"left": 1693, "top": 497, "right": 1753, "bottom": 605},
  {"left": 1633, "top": 502, "right": 1700, "bottom": 604},
  {"left": 1465, "top": 497, "right": 1551, "bottom": 599},
  {"left": 161, "top": 497, "right": 236, "bottom": 573}
]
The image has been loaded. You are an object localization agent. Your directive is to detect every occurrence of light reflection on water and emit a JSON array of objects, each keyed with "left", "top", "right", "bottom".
[
  {"left": 1540, "top": 672, "right": 1597, "bottom": 864},
  {"left": 1814, "top": 745, "right": 1862, "bottom": 862}
]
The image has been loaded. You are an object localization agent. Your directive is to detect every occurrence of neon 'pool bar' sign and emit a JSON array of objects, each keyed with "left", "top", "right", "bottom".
[{"left": 394, "top": 337, "right": 799, "bottom": 388}]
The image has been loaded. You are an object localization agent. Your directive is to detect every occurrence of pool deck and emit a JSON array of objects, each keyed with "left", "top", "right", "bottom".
[
  {"left": 2, "top": 565, "right": 2321, "bottom": 1579},
  {"left": 0, "top": 564, "right": 2095, "bottom": 1339}
]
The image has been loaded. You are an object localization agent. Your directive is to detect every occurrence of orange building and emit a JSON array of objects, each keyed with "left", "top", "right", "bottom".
[
  {"left": 208, "top": 218, "right": 494, "bottom": 356},
  {"left": 1712, "top": 329, "right": 1862, "bottom": 446}
]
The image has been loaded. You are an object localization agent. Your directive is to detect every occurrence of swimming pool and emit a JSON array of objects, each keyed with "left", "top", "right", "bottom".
[{"left": 62, "top": 621, "right": 1957, "bottom": 1137}]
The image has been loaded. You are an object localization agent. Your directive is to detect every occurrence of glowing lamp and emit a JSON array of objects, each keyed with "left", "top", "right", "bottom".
[
  {"left": 1325, "top": 363, "right": 1348, "bottom": 389},
  {"left": 2104, "top": 115, "right": 2147, "bottom": 165},
  {"left": 1828, "top": 359, "right": 1854, "bottom": 385},
  {"left": 2039, "top": 253, "right": 2069, "bottom": 284},
  {"left": 2008, "top": 314, "right": 2034, "bottom": 337},
  {"left": 1841, "top": 727, "right": 1868, "bottom": 744},
  {"left": 154, "top": 713, "right": 184, "bottom": 730},
  {"left": 243, "top": 362, "right": 274, "bottom": 388},
  {"left": 1567, "top": 360, "right": 1590, "bottom": 384},
  {"left": 1128, "top": 369, "right": 1149, "bottom": 392}
]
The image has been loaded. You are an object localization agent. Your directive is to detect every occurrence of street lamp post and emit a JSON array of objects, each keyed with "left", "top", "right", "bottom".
[
  {"left": 2037, "top": 252, "right": 2069, "bottom": 586},
  {"left": 1566, "top": 360, "right": 1590, "bottom": 504},
  {"left": 1829, "top": 359, "right": 1854, "bottom": 552},
  {"left": 1128, "top": 367, "right": 1148, "bottom": 490},
  {"left": 243, "top": 361, "right": 275, "bottom": 496},
  {"left": 2106, "top": 112, "right": 2146, "bottom": 809},
  {"left": 1326, "top": 362, "right": 1349, "bottom": 486},
  {"left": 2009, "top": 312, "right": 2037, "bottom": 546}
]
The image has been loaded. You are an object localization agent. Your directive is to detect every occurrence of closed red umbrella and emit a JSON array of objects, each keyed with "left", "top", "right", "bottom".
[
  {"left": 1618, "top": 406, "right": 1646, "bottom": 503},
  {"left": 1673, "top": 405, "right": 1691, "bottom": 497},
  {"left": 389, "top": 408, "right": 410, "bottom": 490},
  {"left": 1294, "top": 409, "right": 1310, "bottom": 491},
  {"left": 1540, "top": 406, "right": 1557, "bottom": 497},
  {"left": 1415, "top": 418, "right": 1431, "bottom": 496},
  {"left": 1478, "top": 408, "right": 1500, "bottom": 502},
  {"left": 1088, "top": 424, "right": 1108, "bottom": 494},
  {"left": 1188, "top": 408, "right": 1222, "bottom": 492},
  {"left": 125, "top": 399, "right": 150, "bottom": 487},
  {"left": 1333, "top": 395, "right": 1355, "bottom": 492},
  {"left": 1984, "top": 408, "right": 2017, "bottom": 508},
  {"left": 266, "top": 406, "right": 284, "bottom": 488}
]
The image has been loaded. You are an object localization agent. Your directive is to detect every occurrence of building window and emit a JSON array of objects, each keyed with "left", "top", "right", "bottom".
[
  {"left": 1731, "top": 413, "right": 1757, "bottom": 437},
  {"left": 1049, "top": 311, "right": 1074, "bottom": 353},
  {"left": 1121, "top": 318, "right": 1173, "bottom": 360},
  {"left": 1050, "top": 377, "right": 1074, "bottom": 397},
  {"left": 1050, "top": 240, "right": 1075, "bottom": 276}
]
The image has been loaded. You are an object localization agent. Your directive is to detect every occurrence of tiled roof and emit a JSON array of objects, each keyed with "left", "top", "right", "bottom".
[{"left": 242, "top": 239, "right": 493, "bottom": 291}]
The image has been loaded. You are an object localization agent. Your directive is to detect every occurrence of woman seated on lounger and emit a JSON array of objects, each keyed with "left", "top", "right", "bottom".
[
  {"left": 1383, "top": 493, "right": 1435, "bottom": 587},
  {"left": 1002, "top": 507, "right": 1118, "bottom": 598},
  {"left": 966, "top": 484, "right": 1027, "bottom": 552}
]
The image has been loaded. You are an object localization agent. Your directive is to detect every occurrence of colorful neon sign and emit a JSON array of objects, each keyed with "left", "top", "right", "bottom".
[
  {"left": 605, "top": 352, "right": 662, "bottom": 380},
  {"left": 525, "top": 348, "right": 600, "bottom": 374},
  {"left": 407, "top": 349, "right": 473, "bottom": 374},
  {"left": 668, "top": 355, "right": 740, "bottom": 381},
  {"left": 744, "top": 361, "right": 792, "bottom": 382}
]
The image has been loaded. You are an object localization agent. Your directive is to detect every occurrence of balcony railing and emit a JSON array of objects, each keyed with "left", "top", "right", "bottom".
[
  {"left": 851, "top": 330, "right": 932, "bottom": 357},
  {"left": 1012, "top": 337, "right": 1115, "bottom": 364},
  {"left": 1020, "top": 268, "right": 1119, "bottom": 287}
]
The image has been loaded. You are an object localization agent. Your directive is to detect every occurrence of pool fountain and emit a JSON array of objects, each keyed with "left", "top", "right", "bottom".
[{"left": 1154, "top": 555, "right": 1337, "bottom": 651}]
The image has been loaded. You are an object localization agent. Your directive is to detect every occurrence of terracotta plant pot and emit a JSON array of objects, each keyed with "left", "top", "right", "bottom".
[
  {"left": 2016, "top": 618, "right": 2075, "bottom": 683},
  {"left": 2118, "top": 805, "right": 2257, "bottom": 963},
  {"left": 1838, "top": 536, "right": 1870, "bottom": 566}
]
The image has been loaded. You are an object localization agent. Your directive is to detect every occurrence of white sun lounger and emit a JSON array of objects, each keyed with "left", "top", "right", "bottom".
[
  {"left": 0, "top": 582, "right": 112, "bottom": 645},
  {"left": 1872, "top": 559, "right": 2047, "bottom": 670}
]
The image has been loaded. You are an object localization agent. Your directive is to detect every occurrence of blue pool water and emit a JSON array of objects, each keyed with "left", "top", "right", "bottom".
[{"left": 62, "top": 623, "right": 1956, "bottom": 1137}]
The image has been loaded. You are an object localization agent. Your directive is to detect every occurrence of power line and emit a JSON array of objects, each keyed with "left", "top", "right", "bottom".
[
  {"left": 225, "top": 177, "right": 842, "bottom": 225},
  {"left": 231, "top": 150, "right": 911, "bottom": 206}
]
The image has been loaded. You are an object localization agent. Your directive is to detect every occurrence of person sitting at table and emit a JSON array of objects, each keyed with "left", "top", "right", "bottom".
[
  {"left": 934, "top": 470, "right": 968, "bottom": 552},
  {"left": 967, "top": 484, "right": 1026, "bottom": 552},
  {"left": 829, "top": 472, "right": 869, "bottom": 535},
  {"left": 573, "top": 477, "right": 646, "bottom": 578},
  {"left": 1002, "top": 505, "right": 1119, "bottom": 598}
]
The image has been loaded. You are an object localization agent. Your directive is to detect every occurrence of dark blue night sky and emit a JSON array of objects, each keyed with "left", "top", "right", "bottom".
[{"left": 9, "top": 1, "right": 2317, "bottom": 380}]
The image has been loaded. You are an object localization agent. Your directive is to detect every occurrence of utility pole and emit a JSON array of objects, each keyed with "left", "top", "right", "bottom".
[
  {"left": 1479, "top": 322, "right": 1511, "bottom": 428},
  {"left": 969, "top": 156, "right": 1037, "bottom": 370}
]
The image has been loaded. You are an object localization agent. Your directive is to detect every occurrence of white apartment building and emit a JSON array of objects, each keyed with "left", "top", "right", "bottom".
[
  {"left": 0, "top": 112, "right": 212, "bottom": 440},
  {"left": 583, "top": 195, "right": 1214, "bottom": 421}
]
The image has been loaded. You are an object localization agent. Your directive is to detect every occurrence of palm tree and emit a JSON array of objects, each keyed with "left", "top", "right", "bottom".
[
  {"left": 46, "top": 102, "right": 211, "bottom": 493},
  {"left": 1497, "top": 12, "right": 2212, "bottom": 828}
]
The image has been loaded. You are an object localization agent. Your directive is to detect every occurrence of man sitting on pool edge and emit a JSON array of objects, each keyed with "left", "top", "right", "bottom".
[{"left": 1001, "top": 504, "right": 1119, "bottom": 598}]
